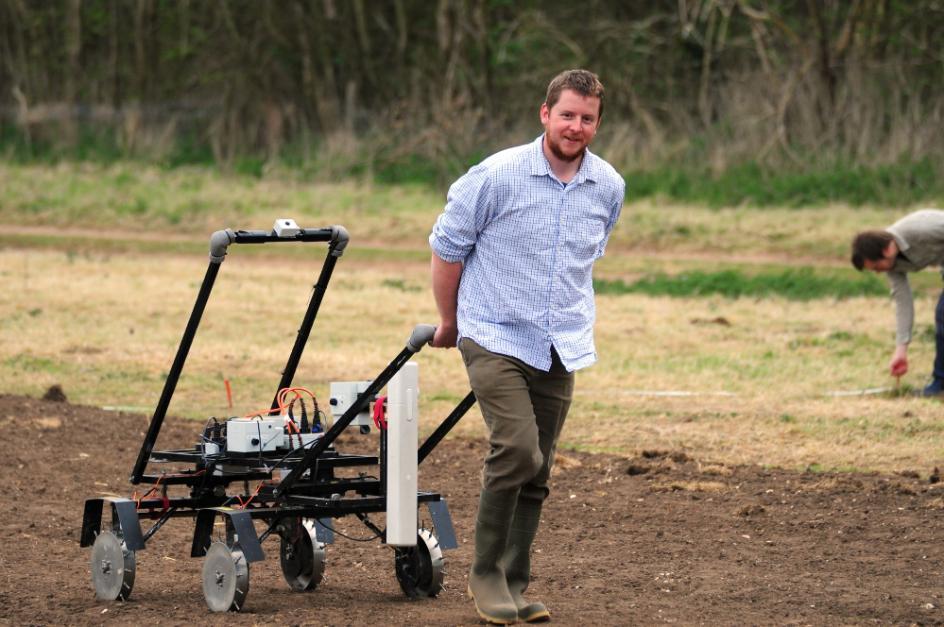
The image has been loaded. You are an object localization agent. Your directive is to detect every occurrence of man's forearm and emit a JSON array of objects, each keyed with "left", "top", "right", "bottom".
[
  {"left": 430, "top": 253, "right": 463, "bottom": 347},
  {"left": 889, "top": 272, "right": 915, "bottom": 345}
]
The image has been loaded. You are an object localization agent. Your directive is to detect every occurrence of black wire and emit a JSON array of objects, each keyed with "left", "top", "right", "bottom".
[
  {"left": 270, "top": 430, "right": 322, "bottom": 468},
  {"left": 300, "top": 398, "right": 309, "bottom": 432},
  {"left": 315, "top": 519, "right": 381, "bottom": 543},
  {"left": 258, "top": 519, "right": 280, "bottom": 543}
]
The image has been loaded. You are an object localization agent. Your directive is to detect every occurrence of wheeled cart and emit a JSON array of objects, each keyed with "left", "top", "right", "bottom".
[{"left": 79, "top": 220, "right": 477, "bottom": 611}]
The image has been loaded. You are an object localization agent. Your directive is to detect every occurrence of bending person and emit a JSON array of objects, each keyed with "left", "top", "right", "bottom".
[{"left": 851, "top": 209, "right": 944, "bottom": 395}]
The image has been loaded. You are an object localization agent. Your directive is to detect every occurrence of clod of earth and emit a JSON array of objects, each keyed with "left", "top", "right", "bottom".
[{"left": 41, "top": 384, "right": 67, "bottom": 403}]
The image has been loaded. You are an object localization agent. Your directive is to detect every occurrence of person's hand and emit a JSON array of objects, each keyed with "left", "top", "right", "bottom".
[
  {"left": 889, "top": 345, "right": 909, "bottom": 377},
  {"left": 430, "top": 323, "right": 458, "bottom": 348}
]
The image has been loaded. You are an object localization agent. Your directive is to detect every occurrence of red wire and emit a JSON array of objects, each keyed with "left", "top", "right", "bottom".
[{"left": 372, "top": 396, "right": 387, "bottom": 430}]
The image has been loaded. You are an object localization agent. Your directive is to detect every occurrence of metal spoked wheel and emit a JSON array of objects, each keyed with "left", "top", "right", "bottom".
[
  {"left": 280, "top": 517, "right": 326, "bottom": 591},
  {"left": 394, "top": 528, "right": 445, "bottom": 598},
  {"left": 90, "top": 530, "right": 136, "bottom": 601},
  {"left": 202, "top": 542, "right": 250, "bottom": 612}
]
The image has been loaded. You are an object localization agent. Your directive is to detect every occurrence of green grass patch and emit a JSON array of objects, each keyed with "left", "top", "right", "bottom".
[
  {"left": 381, "top": 278, "right": 422, "bottom": 292},
  {"left": 595, "top": 268, "right": 887, "bottom": 300},
  {"left": 626, "top": 159, "right": 943, "bottom": 208},
  {"left": 5, "top": 353, "right": 61, "bottom": 374}
]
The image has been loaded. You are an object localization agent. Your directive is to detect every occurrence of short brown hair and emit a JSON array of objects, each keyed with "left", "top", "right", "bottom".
[
  {"left": 851, "top": 230, "right": 894, "bottom": 270},
  {"left": 545, "top": 69, "right": 605, "bottom": 118}
]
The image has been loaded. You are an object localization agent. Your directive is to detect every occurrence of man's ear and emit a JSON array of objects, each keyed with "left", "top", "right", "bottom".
[{"left": 883, "top": 241, "right": 897, "bottom": 258}]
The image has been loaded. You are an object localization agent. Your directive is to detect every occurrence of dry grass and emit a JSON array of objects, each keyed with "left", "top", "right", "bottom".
[
  {"left": 4, "top": 246, "right": 944, "bottom": 475},
  {"left": 613, "top": 199, "right": 926, "bottom": 261}
]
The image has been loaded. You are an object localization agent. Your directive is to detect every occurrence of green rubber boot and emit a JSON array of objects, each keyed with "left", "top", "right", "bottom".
[
  {"left": 468, "top": 488, "right": 520, "bottom": 625},
  {"left": 500, "top": 496, "right": 550, "bottom": 623}
]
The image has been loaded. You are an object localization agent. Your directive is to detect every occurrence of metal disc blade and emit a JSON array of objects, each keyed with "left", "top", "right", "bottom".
[
  {"left": 394, "top": 528, "right": 445, "bottom": 598},
  {"left": 202, "top": 542, "right": 250, "bottom": 612},
  {"left": 90, "top": 530, "right": 135, "bottom": 601},
  {"left": 280, "top": 518, "right": 326, "bottom": 592}
]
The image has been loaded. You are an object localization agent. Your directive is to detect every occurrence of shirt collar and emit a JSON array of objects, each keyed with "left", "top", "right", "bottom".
[
  {"left": 529, "top": 134, "right": 600, "bottom": 184},
  {"left": 891, "top": 232, "right": 910, "bottom": 254},
  {"left": 889, "top": 232, "right": 911, "bottom": 264}
]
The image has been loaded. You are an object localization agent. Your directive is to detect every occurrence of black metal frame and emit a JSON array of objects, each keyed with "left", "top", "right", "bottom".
[{"left": 81, "top": 223, "right": 476, "bottom": 573}]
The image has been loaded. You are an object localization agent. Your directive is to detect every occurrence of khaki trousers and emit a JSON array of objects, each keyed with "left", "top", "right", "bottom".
[{"left": 459, "top": 338, "right": 575, "bottom": 501}]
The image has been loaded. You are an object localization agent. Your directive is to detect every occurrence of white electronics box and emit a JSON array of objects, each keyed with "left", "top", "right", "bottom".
[{"left": 226, "top": 418, "right": 283, "bottom": 453}]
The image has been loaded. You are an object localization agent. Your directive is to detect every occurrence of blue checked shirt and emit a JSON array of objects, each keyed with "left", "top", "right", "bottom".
[{"left": 429, "top": 134, "right": 625, "bottom": 372}]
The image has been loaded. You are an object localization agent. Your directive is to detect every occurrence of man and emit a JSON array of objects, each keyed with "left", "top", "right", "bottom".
[
  {"left": 851, "top": 209, "right": 944, "bottom": 395},
  {"left": 428, "top": 69, "right": 625, "bottom": 624}
]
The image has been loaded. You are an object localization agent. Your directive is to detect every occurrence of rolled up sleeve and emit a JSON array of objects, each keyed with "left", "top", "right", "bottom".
[
  {"left": 595, "top": 179, "right": 625, "bottom": 259},
  {"left": 429, "top": 165, "right": 492, "bottom": 263}
]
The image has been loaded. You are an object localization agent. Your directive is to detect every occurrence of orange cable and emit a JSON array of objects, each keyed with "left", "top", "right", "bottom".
[{"left": 235, "top": 481, "right": 267, "bottom": 510}]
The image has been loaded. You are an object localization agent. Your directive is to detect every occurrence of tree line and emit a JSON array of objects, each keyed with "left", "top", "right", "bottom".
[{"left": 1, "top": 0, "right": 943, "bottom": 183}]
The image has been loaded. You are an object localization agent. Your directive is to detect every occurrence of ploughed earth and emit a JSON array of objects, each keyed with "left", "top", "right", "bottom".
[{"left": 2, "top": 392, "right": 943, "bottom": 626}]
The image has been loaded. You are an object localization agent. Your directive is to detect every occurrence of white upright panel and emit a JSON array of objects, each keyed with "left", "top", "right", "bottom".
[{"left": 385, "top": 362, "right": 418, "bottom": 546}]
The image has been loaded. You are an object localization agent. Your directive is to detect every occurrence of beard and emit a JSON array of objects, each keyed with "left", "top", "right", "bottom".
[{"left": 546, "top": 134, "right": 585, "bottom": 162}]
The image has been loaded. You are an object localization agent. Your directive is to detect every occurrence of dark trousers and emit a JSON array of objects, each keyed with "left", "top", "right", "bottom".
[
  {"left": 458, "top": 338, "right": 575, "bottom": 501},
  {"left": 935, "top": 289, "right": 944, "bottom": 380}
]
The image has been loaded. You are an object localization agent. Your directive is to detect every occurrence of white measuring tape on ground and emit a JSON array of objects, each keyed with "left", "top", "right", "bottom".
[
  {"left": 586, "top": 387, "right": 898, "bottom": 399},
  {"left": 592, "top": 389, "right": 738, "bottom": 398},
  {"left": 581, "top": 388, "right": 898, "bottom": 399},
  {"left": 824, "top": 386, "right": 894, "bottom": 397}
]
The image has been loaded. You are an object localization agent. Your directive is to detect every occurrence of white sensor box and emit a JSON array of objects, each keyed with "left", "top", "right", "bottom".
[
  {"left": 329, "top": 380, "right": 374, "bottom": 427},
  {"left": 226, "top": 418, "right": 283, "bottom": 453},
  {"left": 274, "top": 218, "right": 301, "bottom": 238}
]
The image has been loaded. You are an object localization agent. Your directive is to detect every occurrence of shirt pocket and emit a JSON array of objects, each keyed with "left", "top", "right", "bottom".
[{"left": 569, "top": 216, "right": 606, "bottom": 261}]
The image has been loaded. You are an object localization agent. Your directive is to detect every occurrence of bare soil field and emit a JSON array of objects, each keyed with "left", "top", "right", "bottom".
[{"left": 2, "top": 392, "right": 943, "bottom": 626}]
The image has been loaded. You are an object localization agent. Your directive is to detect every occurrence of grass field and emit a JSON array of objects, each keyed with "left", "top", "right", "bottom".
[{"left": 3, "top": 161, "right": 944, "bottom": 475}]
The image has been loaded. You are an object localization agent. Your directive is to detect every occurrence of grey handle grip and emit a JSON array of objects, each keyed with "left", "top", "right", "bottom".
[
  {"left": 209, "top": 229, "right": 236, "bottom": 263},
  {"left": 407, "top": 324, "right": 437, "bottom": 353}
]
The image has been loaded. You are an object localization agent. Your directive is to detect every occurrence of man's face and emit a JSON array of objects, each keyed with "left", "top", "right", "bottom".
[
  {"left": 863, "top": 242, "right": 897, "bottom": 273},
  {"left": 863, "top": 257, "right": 895, "bottom": 273},
  {"left": 540, "top": 89, "right": 601, "bottom": 162}
]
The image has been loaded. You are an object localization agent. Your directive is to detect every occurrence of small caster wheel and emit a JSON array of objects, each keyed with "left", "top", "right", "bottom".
[
  {"left": 90, "top": 530, "right": 136, "bottom": 601},
  {"left": 202, "top": 541, "right": 249, "bottom": 612},
  {"left": 280, "top": 518, "right": 326, "bottom": 591},
  {"left": 394, "top": 528, "right": 445, "bottom": 598}
]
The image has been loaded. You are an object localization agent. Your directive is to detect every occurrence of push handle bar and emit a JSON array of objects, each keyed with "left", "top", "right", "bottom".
[
  {"left": 407, "top": 324, "right": 436, "bottom": 353},
  {"left": 209, "top": 225, "right": 350, "bottom": 263},
  {"left": 276, "top": 323, "right": 435, "bottom": 497}
]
